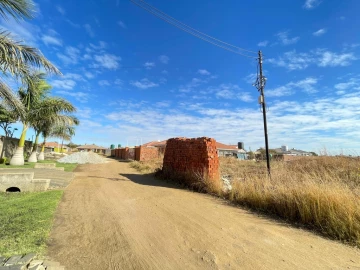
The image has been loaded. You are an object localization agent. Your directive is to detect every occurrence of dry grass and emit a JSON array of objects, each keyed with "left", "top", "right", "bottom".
[
  {"left": 130, "top": 155, "right": 360, "bottom": 247},
  {"left": 129, "top": 157, "right": 163, "bottom": 174},
  {"left": 220, "top": 156, "right": 360, "bottom": 247}
]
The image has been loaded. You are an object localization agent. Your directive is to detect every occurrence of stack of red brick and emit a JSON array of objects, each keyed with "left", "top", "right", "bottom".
[
  {"left": 111, "top": 146, "right": 160, "bottom": 161},
  {"left": 163, "top": 137, "right": 219, "bottom": 181}
]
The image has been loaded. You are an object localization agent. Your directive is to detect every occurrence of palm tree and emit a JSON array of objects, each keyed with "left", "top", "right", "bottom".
[
  {"left": 51, "top": 124, "right": 77, "bottom": 154},
  {"left": 28, "top": 97, "right": 78, "bottom": 162},
  {"left": 0, "top": 0, "right": 61, "bottom": 112},
  {"left": 37, "top": 115, "right": 79, "bottom": 161},
  {"left": 0, "top": 102, "right": 17, "bottom": 160}
]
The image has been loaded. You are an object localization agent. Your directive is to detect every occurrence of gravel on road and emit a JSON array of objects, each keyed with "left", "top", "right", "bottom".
[{"left": 58, "top": 152, "right": 108, "bottom": 164}]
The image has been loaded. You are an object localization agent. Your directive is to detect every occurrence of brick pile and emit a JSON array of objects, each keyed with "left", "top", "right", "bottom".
[
  {"left": 163, "top": 137, "right": 219, "bottom": 182},
  {"left": 138, "top": 146, "right": 161, "bottom": 161}
]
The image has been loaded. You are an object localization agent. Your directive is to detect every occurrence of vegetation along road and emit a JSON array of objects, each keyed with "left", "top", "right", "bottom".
[{"left": 47, "top": 160, "right": 360, "bottom": 270}]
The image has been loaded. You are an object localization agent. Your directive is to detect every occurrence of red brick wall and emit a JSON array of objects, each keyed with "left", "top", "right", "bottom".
[
  {"left": 111, "top": 149, "right": 115, "bottom": 157},
  {"left": 139, "top": 147, "right": 161, "bottom": 161},
  {"left": 163, "top": 137, "right": 219, "bottom": 181}
]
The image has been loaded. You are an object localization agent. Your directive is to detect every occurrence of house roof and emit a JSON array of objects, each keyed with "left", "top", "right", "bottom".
[
  {"left": 44, "top": 142, "right": 68, "bottom": 148},
  {"left": 142, "top": 140, "right": 167, "bottom": 147},
  {"left": 77, "top": 144, "right": 107, "bottom": 150}
]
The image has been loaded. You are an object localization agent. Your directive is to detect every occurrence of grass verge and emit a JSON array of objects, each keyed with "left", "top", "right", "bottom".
[
  {"left": 0, "top": 160, "right": 77, "bottom": 172},
  {"left": 0, "top": 190, "right": 63, "bottom": 257}
]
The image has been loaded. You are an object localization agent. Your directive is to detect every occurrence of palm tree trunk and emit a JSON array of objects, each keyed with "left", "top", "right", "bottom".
[
  {"left": 10, "top": 123, "right": 27, "bottom": 165},
  {"left": 28, "top": 131, "right": 40, "bottom": 162},
  {"left": 38, "top": 137, "right": 46, "bottom": 161},
  {"left": 0, "top": 135, "right": 7, "bottom": 160},
  {"left": 61, "top": 139, "right": 64, "bottom": 153}
]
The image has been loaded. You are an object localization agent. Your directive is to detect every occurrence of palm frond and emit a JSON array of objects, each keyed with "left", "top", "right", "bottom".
[
  {"left": 0, "top": 31, "right": 61, "bottom": 75},
  {"left": 0, "top": 0, "right": 34, "bottom": 20},
  {"left": 0, "top": 80, "right": 24, "bottom": 116}
]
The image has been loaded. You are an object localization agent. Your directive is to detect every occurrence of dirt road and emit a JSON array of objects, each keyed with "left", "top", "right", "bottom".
[{"left": 47, "top": 160, "right": 360, "bottom": 270}]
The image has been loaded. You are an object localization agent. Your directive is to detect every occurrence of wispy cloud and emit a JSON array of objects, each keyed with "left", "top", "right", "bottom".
[
  {"left": 303, "top": 0, "right": 321, "bottom": 9},
  {"left": 57, "top": 91, "right": 90, "bottom": 103},
  {"left": 144, "top": 62, "right": 155, "bottom": 69},
  {"left": 98, "top": 80, "right": 110, "bottom": 86},
  {"left": 118, "top": 20, "right": 126, "bottom": 29},
  {"left": 268, "top": 49, "right": 356, "bottom": 70},
  {"left": 130, "top": 78, "right": 159, "bottom": 89},
  {"left": 210, "top": 84, "right": 254, "bottom": 102},
  {"left": 276, "top": 31, "right": 300, "bottom": 45},
  {"left": 258, "top": 40, "right": 269, "bottom": 47},
  {"left": 41, "top": 35, "right": 62, "bottom": 46},
  {"left": 267, "top": 77, "right": 318, "bottom": 97},
  {"left": 52, "top": 79, "right": 76, "bottom": 90},
  {"left": 84, "top": 24, "right": 95, "bottom": 37},
  {"left": 198, "top": 69, "right": 211, "bottom": 75},
  {"left": 313, "top": 28, "right": 327, "bottom": 36},
  {"left": 159, "top": 55, "right": 169, "bottom": 64},
  {"left": 93, "top": 54, "right": 121, "bottom": 69},
  {"left": 56, "top": 5, "right": 66, "bottom": 15},
  {"left": 57, "top": 46, "right": 81, "bottom": 65}
]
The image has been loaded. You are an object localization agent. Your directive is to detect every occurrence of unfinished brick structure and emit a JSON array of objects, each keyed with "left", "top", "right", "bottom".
[
  {"left": 111, "top": 146, "right": 161, "bottom": 161},
  {"left": 162, "top": 137, "right": 220, "bottom": 182}
]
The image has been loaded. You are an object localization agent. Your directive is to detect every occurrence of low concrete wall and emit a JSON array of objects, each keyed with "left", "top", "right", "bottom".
[
  {"left": 0, "top": 172, "right": 50, "bottom": 192},
  {"left": 34, "top": 163, "right": 56, "bottom": 169}
]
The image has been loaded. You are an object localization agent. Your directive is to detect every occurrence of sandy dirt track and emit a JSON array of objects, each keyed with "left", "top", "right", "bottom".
[{"left": 47, "top": 160, "right": 360, "bottom": 270}]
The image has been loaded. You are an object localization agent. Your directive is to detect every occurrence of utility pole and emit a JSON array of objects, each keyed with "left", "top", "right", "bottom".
[{"left": 256, "top": 51, "right": 271, "bottom": 176}]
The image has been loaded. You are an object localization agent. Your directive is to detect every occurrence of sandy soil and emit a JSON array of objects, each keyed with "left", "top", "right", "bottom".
[{"left": 47, "top": 160, "right": 360, "bottom": 270}]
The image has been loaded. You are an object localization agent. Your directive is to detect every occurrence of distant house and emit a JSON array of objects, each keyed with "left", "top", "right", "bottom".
[
  {"left": 216, "top": 142, "right": 247, "bottom": 160},
  {"left": 43, "top": 142, "right": 68, "bottom": 153},
  {"left": 76, "top": 144, "right": 107, "bottom": 154}
]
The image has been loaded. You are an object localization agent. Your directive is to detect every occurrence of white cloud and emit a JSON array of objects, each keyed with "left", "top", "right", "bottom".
[
  {"left": 144, "top": 62, "right": 155, "bottom": 69},
  {"left": 198, "top": 69, "right": 211, "bottom": 75},
  {"left": 118, "top": 21, "right": 126, "bottom": 29},
  {"left": 335, "top": 77, "right": 360, "bottom": 91},
  {"left": 159, "top": 55, "right": 169, "bottom": 64},
  {"left": 84, "top": 72, "right": 95, "bottom": 79},
  {"left": 56, "top": 91, "right": 89, "bottom": 103},
  {"left": 56, "top": 5, "right": 66, "bottom": 15},
  {"left": 84, "top": 24, "right": 95, "bottom": 37},
  {"left": 303, "top": 0, "right": 321, "bottom": 9},
  {"left": 268, "top": 49, "right": 356, "bottom": 70},
  {"left": 41, "top": 35, "right": 62, "bottom": 46},
  {"left": 258, "top": 40, "right": 269, "bottom": 47},
  {"left": 57, "top": 46, "right": 80, "bottom": 65},
  {"left": 276, "top": 31, "right": 300, "bottom": 45},
  {"left": 115, "top": 79, "right": 123, "bottom": 85},
  {"left": 94, "top": 54, "right": 121, "bottom": 69},
  {"left": 0, "top": 18, "right": 40, "bottom": 46},
  {"left": 316, "top": 49, "right": 354, "bottom": 67},
  {"left": 52, "top": 79, "right": 76, "bottom": 90},
  {"left": 211, "top": 84, "right": 254, "bottom": 102},
  {"left": 98, "top": 80, "right": 110, "bottom": 86},
  {"left": 130, "top": 78, "right": 159, "bottom": 89},
  {"left": 161, "top": 70, "right": 168, "bottom": 75},
  {"left": 313, "top": 28, "right": 327, "bottom": 36},
  {"left": 267, "top": 77, "right": 318, "bottom": 97},
  {"left": 101, "top": 90, "right": 360, "bottom": 153}
]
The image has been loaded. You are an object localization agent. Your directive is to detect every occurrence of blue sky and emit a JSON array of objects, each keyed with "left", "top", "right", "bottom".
[{"left": 2, "top": 0, "right": 360, "bottom": 153}]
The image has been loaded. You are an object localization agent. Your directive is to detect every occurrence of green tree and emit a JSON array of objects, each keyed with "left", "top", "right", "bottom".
[
  {"left": 50, "top": 122, "right": 78, "bottom": 153},
  {"left": 0, "top": 0, "right": 60, "bottom": 112},
  {"left": 37, "top": 115, "right": 79, "bottom": 160},
  {"left": 27, "top": 97, "right": 78, "bottom": 162}
]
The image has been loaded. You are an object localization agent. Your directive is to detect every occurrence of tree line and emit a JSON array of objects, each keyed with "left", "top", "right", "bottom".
[{"left": 0, "top": 0, "right": 79, "bottom": 165}]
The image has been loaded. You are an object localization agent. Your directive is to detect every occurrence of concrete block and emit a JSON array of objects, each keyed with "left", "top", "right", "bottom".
[
  {"left": 0, "top": 173, "right": 34, "bottom": 192},
  {"left": 34, "top": 163, "right": 56, "bottom": 169},
  {"left": 17, "top": 253, "right": 36, "bottom": 265},
  {"left": 31, "top": 179, "right": 50, "bottom": 191}
]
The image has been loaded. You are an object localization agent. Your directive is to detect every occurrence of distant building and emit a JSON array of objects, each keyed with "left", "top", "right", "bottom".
[
  {"left": 77, "top": 144, "right": 107, "bottom": 154},
  {"left": 43, "top": 142, "right": 68, "bottom": 153},
  {"left": 273, "top": 146, "right": 312, "bottom": 156},
  {"left": 216, "top": 142, "right": 247, "bottom": 159}
]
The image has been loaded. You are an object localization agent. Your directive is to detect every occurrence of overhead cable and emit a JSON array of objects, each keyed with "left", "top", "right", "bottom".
[{"left": 130, "top": 0, "right": 257, "bottom": 59}]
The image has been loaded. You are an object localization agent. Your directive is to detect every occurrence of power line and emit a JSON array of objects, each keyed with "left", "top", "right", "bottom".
[{"left": 130, "top": 0, "right": 257, "bottom": 59}]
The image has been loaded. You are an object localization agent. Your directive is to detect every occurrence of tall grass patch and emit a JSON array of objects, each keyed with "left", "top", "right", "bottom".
[
  {"left": 221, "top": 156, "right": 360, "bottom": 246},
  {"left": 0, "top": 190, "right": 63, "bottom": 257}
]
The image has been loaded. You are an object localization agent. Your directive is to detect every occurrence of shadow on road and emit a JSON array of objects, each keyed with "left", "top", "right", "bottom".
[{"left": 120, "top": 173, "right": 183, "bottom": 190}]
